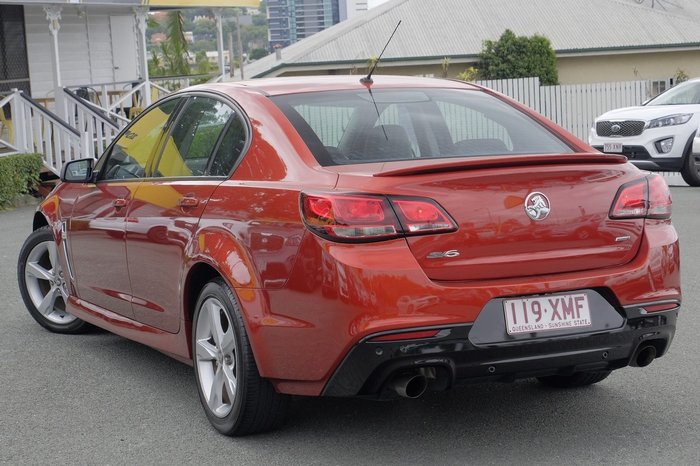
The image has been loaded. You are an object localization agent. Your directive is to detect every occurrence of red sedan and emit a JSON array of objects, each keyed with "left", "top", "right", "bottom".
[{"left": 17, "top": 76, "right": 680, "bottom": 435}]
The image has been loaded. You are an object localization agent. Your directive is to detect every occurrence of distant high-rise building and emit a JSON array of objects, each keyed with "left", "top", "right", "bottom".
[{"left": 268, "top": 0, "right": 367, "bottom": 49}]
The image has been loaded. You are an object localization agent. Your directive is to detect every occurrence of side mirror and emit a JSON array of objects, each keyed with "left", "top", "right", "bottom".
[{"left": 61, "top": 158, "right": 94, "bottom": 183}]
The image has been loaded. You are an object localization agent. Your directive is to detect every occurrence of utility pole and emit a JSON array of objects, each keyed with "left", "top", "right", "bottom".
[
  {"left": 228, "top": 32, "right": 235, "bottom": 77},
  {"left": 235, "top": 8, "right": 244, "bottom": 80}
]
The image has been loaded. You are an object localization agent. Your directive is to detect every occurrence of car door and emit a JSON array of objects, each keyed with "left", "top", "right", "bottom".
[
  {"left": 67, "top": 98, "right": 182, "bottom": 317},
  {"left": 126, "top": 94, "right": 247, "bottom": 332}
]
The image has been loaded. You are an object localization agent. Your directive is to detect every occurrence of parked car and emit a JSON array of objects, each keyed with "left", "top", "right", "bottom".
[
  {"left": 590, "top": 78, "right": 700, "bottom": 186},
  {"left": 18, "top": 76, "right": 681, "bottom": 436}
]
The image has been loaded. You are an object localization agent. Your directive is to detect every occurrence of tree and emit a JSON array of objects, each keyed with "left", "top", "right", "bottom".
[
  {"left": 478, "top": 29, "right": 558, "bottom": 85},
  {"left": 148, "top": 49, "right": 164, "bottom": 76},
  {"left": 195, "top": 51, "right": 213, "bottom": 75},
  {"left": 457, "top": 66, "right": 479, "bottom": 82},
  {"left": 161, "top": 10, "right": 190, "bottom": 76},
  {"left": 249, "top": 48, "right": 269, "bottom": 60}
]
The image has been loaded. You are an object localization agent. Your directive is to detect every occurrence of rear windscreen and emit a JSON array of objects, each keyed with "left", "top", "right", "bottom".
[{"left": 270, "top": 88, "right": 573, "bottom": 166}]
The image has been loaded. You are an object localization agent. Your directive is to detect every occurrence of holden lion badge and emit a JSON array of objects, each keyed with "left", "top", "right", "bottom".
[{"left": 524, "top": 192, "right": 551, "bottom": 221}]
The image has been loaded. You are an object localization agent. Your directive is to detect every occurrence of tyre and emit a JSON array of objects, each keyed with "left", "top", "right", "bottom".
[
  {"left": 680, "top": 151, "right": 700, "bottom": 186},
  {"left": 17, "top": 226, "right": 90, "bottom": 334},
  {"left": 192, "top": 278, "right": 290, "bottom": 436},
  {"left": 537, "top": 370, "right": 611, "bottom": 388}
]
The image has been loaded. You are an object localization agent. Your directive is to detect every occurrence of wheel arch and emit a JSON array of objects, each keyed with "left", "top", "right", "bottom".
[
  {"left": 682, "top": 129, "right": 697, "bottom": 161},
  {"left": 33, "top": 212, "right": 49, "bottom": 231},
  {"left": 182, "top": 258, "right": 266, "bottom": 368}
]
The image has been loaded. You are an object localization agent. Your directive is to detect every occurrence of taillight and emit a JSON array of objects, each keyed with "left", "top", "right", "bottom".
[
  {"left": 609, "top": 174, "right": 672, "bottom": 220},
  {"left": 647, "top": 174, "right": 672, "bottom": 219},
  {"left": 610, "top": 179, "right": 647, "bottom": 218},
  {"left": 301, "top": 193, "right": 457, "bottom": 242}
]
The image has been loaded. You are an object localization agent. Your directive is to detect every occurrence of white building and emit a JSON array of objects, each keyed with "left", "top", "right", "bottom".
[
  {"left": 340, "top": 0, "right": 368, "bottom": 20},
  {"left": 0, "top": 0, "right": 258, "bottom": 172}
]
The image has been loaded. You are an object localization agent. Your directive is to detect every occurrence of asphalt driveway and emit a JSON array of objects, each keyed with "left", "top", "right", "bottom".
[{"left": 1, "top": 187, "right": 698, "bottom": 465}]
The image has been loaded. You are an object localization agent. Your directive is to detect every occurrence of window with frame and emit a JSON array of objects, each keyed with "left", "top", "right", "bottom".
[
  {"left": 99, "top": 98, "right": 180, "bottom": 181},
  {"left": 209, "top": 113, "right": 248, "bottom": 177},
  {"left": 154, "top": 96, "right": 233, "bottom": 178}
]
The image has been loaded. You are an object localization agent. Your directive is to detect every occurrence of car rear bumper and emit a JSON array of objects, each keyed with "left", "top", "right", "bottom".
[{"left": 322, "top": 307, "right": 678, "bottom": 397}]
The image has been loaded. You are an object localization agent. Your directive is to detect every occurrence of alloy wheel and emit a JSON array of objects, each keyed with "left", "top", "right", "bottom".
[
  {"left": 23, "top": 240, "right": 75, "bottom": 324},
  {"left": 195, "top": 297, "right": 239, "bottom": 418}
]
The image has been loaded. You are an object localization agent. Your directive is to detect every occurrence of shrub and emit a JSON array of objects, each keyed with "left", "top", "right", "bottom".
[
  {"left": 0, "top": 153, "right": 43, "bottom": 209},
  {"left": 478, "top": 29, "right": 559, "bottom": 85}
]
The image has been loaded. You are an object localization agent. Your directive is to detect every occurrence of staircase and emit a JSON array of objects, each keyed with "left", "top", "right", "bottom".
[{"left": 0, "top": 88, "right": 131, "bottom": 178}]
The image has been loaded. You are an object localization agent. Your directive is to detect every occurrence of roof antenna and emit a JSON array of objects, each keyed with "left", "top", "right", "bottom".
[{"left": 361, "top": 20, "right": 402, "bottom": 85}]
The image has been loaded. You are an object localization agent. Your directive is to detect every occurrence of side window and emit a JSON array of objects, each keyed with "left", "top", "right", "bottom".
[
  {"left": 209, "top": 113, "right": 248, "bottom": 177},
  {"left": 99, "top": 99, "right": 180, "bottom": 181},
  {"left": 154, "top": 96, "right": 233, "bottom": 177}
]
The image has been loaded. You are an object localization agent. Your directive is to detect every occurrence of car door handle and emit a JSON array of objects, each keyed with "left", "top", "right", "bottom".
[
  {"left": 113, "top": 198, "right": 128, "bottom": 208},
  {"left": 178, "top": 196, "right": 200, "bottom": 208}
]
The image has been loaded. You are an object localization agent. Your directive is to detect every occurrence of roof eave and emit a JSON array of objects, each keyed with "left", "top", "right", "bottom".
[
  {"left": 556, "top": 43, "right": 700, "bottom": 57},
  {"left": 250, "top": 43, "right": 700, "bottom": 79}
]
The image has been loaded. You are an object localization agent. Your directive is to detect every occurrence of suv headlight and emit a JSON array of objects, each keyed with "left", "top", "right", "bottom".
[{"left": 648, "top": 113, "right": 692, "bottom": 128}]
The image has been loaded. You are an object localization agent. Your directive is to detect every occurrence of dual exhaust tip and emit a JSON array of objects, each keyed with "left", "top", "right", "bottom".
[{"left": 392, "top": 345, "right": 658, "bottom": 398}]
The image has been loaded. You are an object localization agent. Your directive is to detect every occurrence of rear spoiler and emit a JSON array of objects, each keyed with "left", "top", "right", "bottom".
[{"left": 373, "top": 153, "right": 627, "bottom": 177}]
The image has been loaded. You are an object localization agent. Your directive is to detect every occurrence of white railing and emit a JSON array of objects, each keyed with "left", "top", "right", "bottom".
[
  {"left": 0, "top": 92, "right": 18, "bottom": 152},
  {"left": 64, "top": 78, "right": 177, "bottom": 121},
  {"left": 62, "top": 88, "right": 127, "bottom": 159},
  {"left": 3, "top": 89, "right": 82, "bottom": 174}
]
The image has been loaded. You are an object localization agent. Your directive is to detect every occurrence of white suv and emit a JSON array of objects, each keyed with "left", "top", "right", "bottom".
[{"left": 590, "top": 78, "right": 700, "bottom": 186}]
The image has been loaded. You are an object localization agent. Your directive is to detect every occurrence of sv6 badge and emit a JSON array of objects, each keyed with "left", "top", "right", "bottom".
[{"left": 427, "top": 250, "right": 461, "bottom": 259}]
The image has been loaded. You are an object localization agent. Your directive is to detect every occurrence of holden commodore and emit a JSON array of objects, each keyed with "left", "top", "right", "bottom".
[{"left": 17, "top": 76, "right": 681, "bottom": 436}]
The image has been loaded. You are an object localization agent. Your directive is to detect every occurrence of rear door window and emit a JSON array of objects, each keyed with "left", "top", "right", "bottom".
[{"left": 153, "top": 96, "right": 233, "bottom": 178}]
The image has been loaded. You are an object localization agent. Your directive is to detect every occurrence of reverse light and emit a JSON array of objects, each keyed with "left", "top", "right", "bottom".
[
  {"left": 648, "top": 113, "right": 692, "bottom": 128},
  {"left": 609, "top": 174, "right": 672, "bottom": 220},
  {"left": 301, "top": 193, "right": 457, "bottom": 242},
  {"left": 391, "top": 198, "right": 456, "bottom": 233}
]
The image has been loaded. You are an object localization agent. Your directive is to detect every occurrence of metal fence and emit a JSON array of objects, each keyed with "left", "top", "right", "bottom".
[{"left": 474, "top": 77, "right": 658, "bottom": 141}]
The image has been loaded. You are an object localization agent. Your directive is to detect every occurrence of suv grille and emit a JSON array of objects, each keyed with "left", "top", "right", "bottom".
[{"left": 596, "top": 120, "right": 646, "bottom": 137}]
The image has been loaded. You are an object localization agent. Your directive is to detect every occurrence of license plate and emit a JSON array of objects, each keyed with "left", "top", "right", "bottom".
[
  {"left": 503, "top": 293, "right": 592, "bottom": 335},
  {"left": 603, "top": 142, "right": 623, "bottom": 153}
]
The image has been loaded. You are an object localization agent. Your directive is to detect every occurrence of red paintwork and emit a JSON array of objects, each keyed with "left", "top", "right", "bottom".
[{"left": 37, "top": 76, "right": 681, "bottom": 396}]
